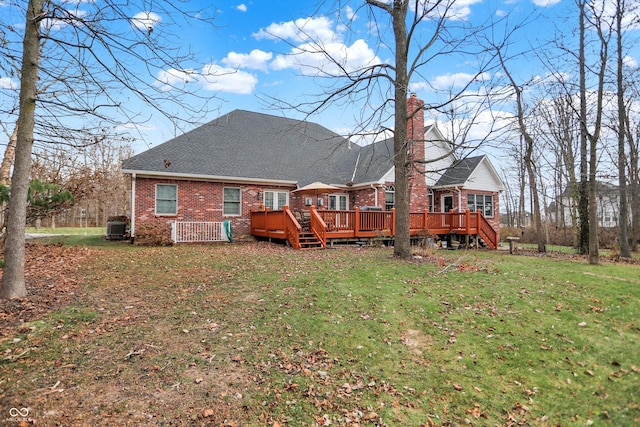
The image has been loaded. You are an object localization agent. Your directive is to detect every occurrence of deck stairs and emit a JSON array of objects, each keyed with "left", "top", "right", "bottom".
[{"left": 298, "top": 231, "right": 324, "bottom": 249}]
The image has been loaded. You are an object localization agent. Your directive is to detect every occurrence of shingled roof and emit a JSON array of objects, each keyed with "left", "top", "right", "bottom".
[
  {"left": 121, "top": 110, "right": 360, "bottom": 187},
  {"left": 434, "top": 156, "right": 485, "bottom": 187},
  {"left": 122, "top": 109, "right": 500, "bottom": 191}
]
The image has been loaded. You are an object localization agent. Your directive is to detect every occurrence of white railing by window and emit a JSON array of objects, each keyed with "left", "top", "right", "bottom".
[{"left": 171, "top": 221, "right": 228, "bottom": 243}]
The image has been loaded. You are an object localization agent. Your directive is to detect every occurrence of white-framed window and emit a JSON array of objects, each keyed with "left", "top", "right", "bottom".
[
  {"left": 467, "top": 193, "right": 493, "bottom": 217},
  {"left": 385, "top": 185, "right": 395, "bottom": 210},
  {"left": 223, "top": 187, "right": 241, "bottom": 216},
  {"left": 264, "top": 190, "right": 289, "bottom": 210},
  {"left": 156, "top": 184, "right": 177, "bottom": 215},
  {"left": 329, "top": 194, "right": 348, "bottom": 210}
]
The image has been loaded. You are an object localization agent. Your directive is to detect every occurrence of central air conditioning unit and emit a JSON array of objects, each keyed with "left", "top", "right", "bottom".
[{"left": 106, "top": 221, "right": 127, "bottom": 240}]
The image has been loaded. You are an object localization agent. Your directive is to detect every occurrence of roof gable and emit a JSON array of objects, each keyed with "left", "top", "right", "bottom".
[{"left": 434, "top": 155, "right": 504, "bottom": 191}]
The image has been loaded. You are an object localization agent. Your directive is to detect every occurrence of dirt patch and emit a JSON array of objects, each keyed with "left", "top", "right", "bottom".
[
  {"left": 0, "top": 243, "right": 98, "bottom": 337},
  {"left": 402, "top": 328, "right": 433, "bottom": 355}
]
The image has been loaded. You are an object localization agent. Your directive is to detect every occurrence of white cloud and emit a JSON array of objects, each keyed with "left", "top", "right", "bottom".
[
  {"left": 0, "top": 77, "right": 17, "bottom": 90},
  {"left": 423, "top": 0, "right": 482, "bottom": 21},
  {"left": 344, "top": 6, "right": 356, "bottom": 21},
  {"left": 271, "top": 39, "right": 380, "bottom": 77},
  {"left": 445, "top": 0, "right": 482, "bottom": 20},
  {"left": 430, "top": 72, "right": 490, "bottom": 90},
  {"left": 496, "top": 10, "right": 508, "bottom": 17},
  {"left": 131, "top": 11, "right": 161, "bottom": 32},
  {"left": 624, "top": 55, "right": 638, "bottom": 68},
  {"left": 531, "top": 0, "right": 562, "bottom": 6},
  {"left": 43, "top": 8, "right": 88, "bottom": 31},
  {"left": 199, "top": 64, "right": 258, "bottom": 94},
  {"left": 222, "top": 49, "right": 273, "bottom": 71},
  {"left": 253, "top": 16, "right": 338, "bottom": 44},
  {"left": 155, "top": 65, "right": 257, "bottom": 95},
  {"left": 155, "top": 68, "right": 198, "bottom": 91},
  {"left": 116, "top": 121, "right": 156, "bottom": 132},
  {"left": 236, "top": 4, "right": 247, "bottom": 12}
]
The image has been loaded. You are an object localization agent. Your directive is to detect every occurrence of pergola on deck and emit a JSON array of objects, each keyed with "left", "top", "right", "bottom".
[{"left": 250, "top": 206, "right": 498, "bottom": 250}]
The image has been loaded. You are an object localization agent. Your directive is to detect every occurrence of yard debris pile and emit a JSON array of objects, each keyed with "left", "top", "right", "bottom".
[{"left": 0, "top": 242, "right": 96, "bottom": 337}]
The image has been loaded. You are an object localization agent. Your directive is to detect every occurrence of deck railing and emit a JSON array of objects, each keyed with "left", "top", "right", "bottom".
[{"left": 250, "top": 207, "right": 498, "bottom": 249}]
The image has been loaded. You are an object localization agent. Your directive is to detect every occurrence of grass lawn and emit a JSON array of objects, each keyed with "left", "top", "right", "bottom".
[
  {"left": 0, "top": 242, "right": 638, "bottom": 426},
  {"left": 26, "top": 226, "right": 105, "bottom": 235}
]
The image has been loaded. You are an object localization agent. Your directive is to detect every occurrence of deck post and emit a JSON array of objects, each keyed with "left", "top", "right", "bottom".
[
  {"left": 391, "top": 208, "right": 396, "bottom": 236},
  {"left": 354, "top": 207, "right": 360, "bottom": 238},
  {"left": 465, "top": 209, "right": 471, "bottom": 235},
  {"left": 423, "top": 211, "right": 428, "bottom": 230},
  {"left": 449, "top": 209, "right": 454, "bottom": 233}
]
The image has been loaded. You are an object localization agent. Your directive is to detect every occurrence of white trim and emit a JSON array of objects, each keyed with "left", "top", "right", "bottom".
[
  {"left": 121, "top": 169, "right": 297, "bottom": 186},
  {"left": 155, "top": 183, "right": 178, "bottom": 216},
  {"left": 328, "top": 193, "right": 349, "bottom": 210},
  {"left": 223, "top": 187, "right": 242, "bottom": 216},
  {"left": 263, "top": 189, "right": 290, "bottom": 211},
  {"left": 346, "top": 180, "right": 386, "bottom": 190},
  {"left": 131, "top": 173, "right": 136, "bottom": 236}
]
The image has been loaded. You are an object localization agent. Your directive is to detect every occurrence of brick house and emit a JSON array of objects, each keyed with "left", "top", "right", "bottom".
[{"left": 122, "top": 95, "right": 504, "bottom": 246}]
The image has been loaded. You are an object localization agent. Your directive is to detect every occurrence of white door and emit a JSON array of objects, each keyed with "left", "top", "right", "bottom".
[
  {"left": 328, "top": 194, "right": 348, "bottom": 210},
  {"left": 264, "top": 190, "right": 289, "bottom": 210}
]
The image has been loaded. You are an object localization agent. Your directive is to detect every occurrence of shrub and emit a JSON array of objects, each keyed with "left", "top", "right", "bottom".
[{"left": 134, "top": 221, "right": 173, "bottom": 246}]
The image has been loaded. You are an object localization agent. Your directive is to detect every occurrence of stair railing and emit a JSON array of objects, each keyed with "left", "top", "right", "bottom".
[
  {"left": 283, "top": 206, "right": 302, "bottom": 249},
  {"left": 309, "top": 206, "right": 327, "bottom": 248}
]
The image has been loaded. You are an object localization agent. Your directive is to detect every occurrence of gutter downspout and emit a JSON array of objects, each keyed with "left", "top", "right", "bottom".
[
  {"left": 371, "top": 184, "right": 379, "bottom": 207},
  {"left": 130, "top": 173, "right": 136, "bottom": 238},
  {"left": 454, "top": 186, "right": 462, "bottom": 211}
]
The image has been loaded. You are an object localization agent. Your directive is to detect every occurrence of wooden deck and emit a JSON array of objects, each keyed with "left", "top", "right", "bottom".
[{"left": 250, "top": 206, "right": 498, "bottom": 250}]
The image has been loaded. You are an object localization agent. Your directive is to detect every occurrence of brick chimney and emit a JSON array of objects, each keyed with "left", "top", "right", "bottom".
[{"left": 406, "top": 93, "right": 429, "bottom": 212}]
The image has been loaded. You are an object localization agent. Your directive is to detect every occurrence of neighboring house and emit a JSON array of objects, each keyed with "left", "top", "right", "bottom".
[
  {"left": 550, "top": 181, "right": 629, "bottom": 228},
  {"left": 121, "top": 95, "right": 504, "bottom": 246}
]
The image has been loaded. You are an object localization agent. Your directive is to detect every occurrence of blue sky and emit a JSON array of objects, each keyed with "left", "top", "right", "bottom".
[
  {"left": 1, "top": 0, "right": 638, "bottom": 156},
  {"left": 125, "top": 0, "right": 572, "bottom": 152}
]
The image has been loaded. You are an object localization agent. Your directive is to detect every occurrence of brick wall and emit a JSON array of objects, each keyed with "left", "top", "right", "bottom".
[
  {"left": 407, "top": 94, "right": 430, "bottom": 212},
  {"left": 133, "top": 177, "right": 293, "bottom": 238}
]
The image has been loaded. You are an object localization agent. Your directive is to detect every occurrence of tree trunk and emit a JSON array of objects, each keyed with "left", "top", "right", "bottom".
[
  {"left": 391, "top": 1, "right": 411, "bottom": 259},
  {"left": 496, "top": 46, "right": 545, "bottom": 252},
  {"left": 626, "top": 123, "right": 639, "bottom": 252},
  {"left": 525, "top": 138, "right": 546, "bottom": 253},
  {"left": 577, "top": 0, "right": 590, "bottom": 255},
  {"left": 1, "top": 0, "right": 44, "bottom": 299},
  {"left": 518, "top": 135, "right": 526, "bottom": 231},
  {"left": 616, "top": 0, "right": 630, "bottom": 258},
  {"left": 0, "top": 122, "right": 18, "bottom": 187}
]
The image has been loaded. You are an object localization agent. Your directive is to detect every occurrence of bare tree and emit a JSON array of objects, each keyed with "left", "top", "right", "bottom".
[
  {"left": 614, "top": 0, "right": 631, "bottom": 258},
  {"left": 271, "top": 1, "right": 500, "bottom": 259},
  {"left": 585, "top": 1, "right": 612, "bottom": 265},
  {"left": 577, "top": 0, "right": 591, "bottom": 256},
  {"left": 626, "top": 112, "right": 640, "bottom": 252},
  {"left": 495, "top": 48, "right": 546, "bottom": 253},
  {"left": 0, "top": 1, "right": 218, "bottom": 298},
  {"left": 0, "top": 0, "right": 43, "bottom": 299}
]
